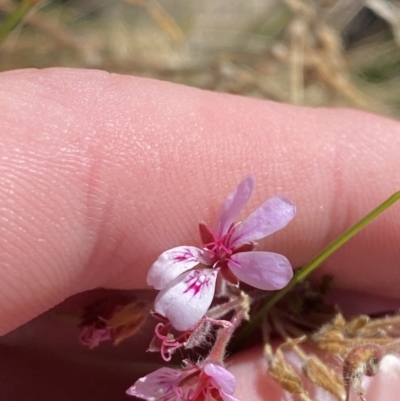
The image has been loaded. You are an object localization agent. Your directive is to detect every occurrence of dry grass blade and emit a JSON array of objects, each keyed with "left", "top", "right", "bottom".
[
  {"left": 0, "top": 0, "right": 98, "bottom": 64},
  {"left": 0, "top": 0, "right": 36, "bottom": 44},
  {"left": 289, "top": 18, "right": 306, "bottom": 104},
  {"left": 1, "top": 0, "right": 399, "bottom": 116},
  {"left": 265, "top": 344, "right": 313, "bottom": 401},
  {"left": 313, "top": 312, "right": 400, "bottom": 357},
  {"left": 284, "top": 337, "right": 346, "bottom": 401},
  {"left": 303, "top": 356, "right": 346, "bottom": 401},
  {"left": 281, "top": 0, "right": 381, "bottom": 110},
  {"left": 123, "top": 0, "right": 184, "bottom": 45},
  {"left": 366, "top": 0, "right": 400, "bottom": 47}
]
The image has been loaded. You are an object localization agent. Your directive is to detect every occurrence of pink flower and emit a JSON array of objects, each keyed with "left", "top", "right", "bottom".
[
  {"left": 126, "top": 362, "right": 241, "bottom": 401},
  {"left": 147, "top": 175, "right": 296, "bottom": 331}
]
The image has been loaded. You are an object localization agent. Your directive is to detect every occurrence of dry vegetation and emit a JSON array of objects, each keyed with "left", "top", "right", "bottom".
[{"left": 1, "top": 0, "right": 400, "bottom": 117}]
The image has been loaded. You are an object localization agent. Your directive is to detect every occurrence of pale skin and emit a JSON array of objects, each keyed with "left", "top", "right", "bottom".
[{"left": 1, "top": 68, "right": 400, "bottom": 400}]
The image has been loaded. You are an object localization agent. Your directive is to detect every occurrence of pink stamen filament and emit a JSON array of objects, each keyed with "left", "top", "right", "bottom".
[
  {"left": 155, "top": 323, "right": 183, "bottom": 361},
  {"left": 204, "top": 317, "right": 232, "bottom": 328},
  {"left": 202, "top": 224, "right": 237, "bottom": 261}
]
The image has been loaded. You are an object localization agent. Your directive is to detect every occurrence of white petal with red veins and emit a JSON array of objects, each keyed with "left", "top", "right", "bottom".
[
  {"left": 228, "top": 251, "right": 293, "bottom": 290},
  {"left": 214, "top": 175, "right": 254, "bottom": 237},
  {"left": 231, "top": 196, "right": 296, "bottom": 245},
  {"left": 154, "top": 269, "right": 218, "bottom": 331},
  {"left": 147, "top": 246, "right": 205, "bottom": 290}
]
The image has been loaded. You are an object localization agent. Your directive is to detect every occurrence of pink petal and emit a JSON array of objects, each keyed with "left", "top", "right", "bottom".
[
  {"left": 154, "top": 269, "right": 218, "bottom": 331},
  {"left": 231, "top": 195, "right": 295, "bottom": 245},
  {"left": 219, "top": 393, "right": 242, "bottom": 401},
  {"left": 228, "top": 251, "right": 293, "bottom": 290},
  {"left": 147, "top": 246, "right": 205, "bottom": 290},
  {"left": 203, "top": 363, "right": 236, "bottom": 395},
  {"left": 214, "top": 175, "right": 254, "bottom": 237},
  {"left": 126, "top": 367, "right": 180, "bottom": 400},
  {"left": 79, "top": 326, "right": 111, "bottom": 349}
]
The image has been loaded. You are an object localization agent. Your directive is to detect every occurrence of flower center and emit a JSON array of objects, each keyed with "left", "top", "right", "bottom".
[{"left": 201, "top": 224, "right": 236, "bottom": 264}]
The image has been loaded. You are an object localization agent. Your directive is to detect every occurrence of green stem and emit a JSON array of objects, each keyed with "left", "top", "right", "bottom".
[
  {"left": 0, "top": 0, "right": 36, "bottom": 44},
  {"left": 232, "top": 191, "right": 400, "bottom": 350}
]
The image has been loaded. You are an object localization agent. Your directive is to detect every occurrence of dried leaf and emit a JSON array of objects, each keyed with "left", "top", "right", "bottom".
[{"left": 265, "top": 344, "right": 310, "bottom": 399}]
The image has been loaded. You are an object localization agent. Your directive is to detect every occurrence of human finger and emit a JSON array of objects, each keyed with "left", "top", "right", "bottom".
[{"left": 1, "top": 68, "right": 400, "bottom": 335}]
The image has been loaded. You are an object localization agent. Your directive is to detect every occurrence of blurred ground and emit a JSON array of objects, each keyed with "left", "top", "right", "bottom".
[{"left": 1, "top": 0, "right": 400, "bottom": 118}]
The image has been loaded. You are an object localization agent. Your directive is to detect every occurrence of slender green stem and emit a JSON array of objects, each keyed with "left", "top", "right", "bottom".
[
  {"left": 0, "top": 0, "right": 36, "bottom": 44},
  {"left": 232, "top": 191, "right": 400, "bottom": 351}
]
